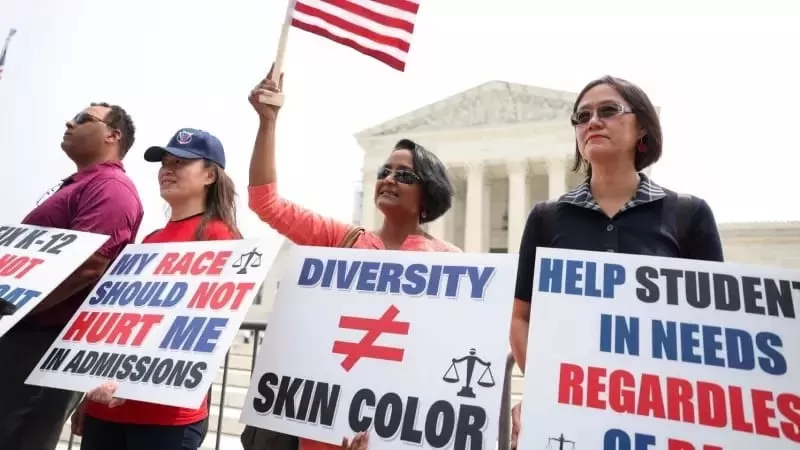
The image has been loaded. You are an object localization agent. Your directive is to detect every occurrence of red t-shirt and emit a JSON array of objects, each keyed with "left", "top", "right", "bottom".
[{"left": 85, "top": 214, "right": 238, "bottom": 426}]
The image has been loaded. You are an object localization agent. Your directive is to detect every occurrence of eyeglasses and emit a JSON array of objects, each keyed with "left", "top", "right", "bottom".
[
  {"left": 570, "top": 103, "right": 633, "bottom": 126},
  {"left": 71, "top": 112, "right": 107, "bottom": 126},
  {"left": 377, "top": 167, "right": 422, "bottom": 185}
]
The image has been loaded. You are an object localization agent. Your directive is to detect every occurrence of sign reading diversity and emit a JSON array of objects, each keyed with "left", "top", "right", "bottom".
[
  {"left": 0, "top": 224, "right": 108, "bottom": 338},
  {"left": 241, "top": 246, "right": 517, "bottom": 449},
  {"left": 520, "top": 248, "right": 800, "bottom": 450},
  {"left": 26, "top": 239, "right": 274, "bottom": 408}
]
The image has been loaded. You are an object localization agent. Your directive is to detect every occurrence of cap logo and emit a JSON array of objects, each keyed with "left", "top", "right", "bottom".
[{"left": 176, "top": 130, "right": 193, "bottom": 145}]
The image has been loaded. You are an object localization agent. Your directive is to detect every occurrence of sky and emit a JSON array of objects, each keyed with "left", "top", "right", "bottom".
[{"left": 0, "top": 0, "right": 798, "bottom": 246}]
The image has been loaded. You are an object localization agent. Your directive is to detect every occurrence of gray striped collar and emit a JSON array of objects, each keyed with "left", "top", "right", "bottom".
[{"left": 558, "top": 173, "right": 666, "bottom": 213}]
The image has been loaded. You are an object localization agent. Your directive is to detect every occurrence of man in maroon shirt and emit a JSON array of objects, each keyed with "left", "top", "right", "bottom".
[{"left": 0, "top": 102, "right": 144, "bottom": 450}]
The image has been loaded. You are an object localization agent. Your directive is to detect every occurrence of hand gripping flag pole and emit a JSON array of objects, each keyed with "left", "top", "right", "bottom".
[{"left": 257, "top": 1, "right": 295, "bottom": 107}]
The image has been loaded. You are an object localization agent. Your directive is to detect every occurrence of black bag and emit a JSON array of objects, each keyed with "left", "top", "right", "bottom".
[{"left": 241, "top": 426, "right": 300, "bottom": 450}]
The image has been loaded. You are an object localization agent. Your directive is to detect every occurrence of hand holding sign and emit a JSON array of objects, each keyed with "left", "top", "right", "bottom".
[
  {"left": 250, "top": 63, "right": 284, "bottom": 115},
  {"left": 86, "top": 381, "right": 126, "bottom": 408},
  {"left": 341, "top": 432, "right": 369, "bottom": 450}
]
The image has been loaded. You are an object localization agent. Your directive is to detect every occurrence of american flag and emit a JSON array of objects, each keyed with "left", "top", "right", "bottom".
[
  {"left": 0, "top": 28, "right": 17, "bottom": 80},
  {"left": 290, "top": 0, "right": 420, "bottom": 71}
]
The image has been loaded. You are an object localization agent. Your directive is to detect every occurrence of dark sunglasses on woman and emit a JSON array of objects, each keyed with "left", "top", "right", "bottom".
[
  {"left": 570, "top": 102, "right": 633, "bottom": 126},
  {"left": 376, "top": 167, "right": 422, "bottom": 185}
]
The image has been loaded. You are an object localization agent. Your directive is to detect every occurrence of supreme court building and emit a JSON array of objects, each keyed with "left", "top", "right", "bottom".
[{"left": 354, "top": 80, "right": 589, "bottom": 253}]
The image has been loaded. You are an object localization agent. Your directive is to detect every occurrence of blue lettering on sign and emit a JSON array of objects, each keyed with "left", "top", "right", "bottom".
[
  {"left": 602, "top": 429, "right": 656, "bottom": 450},
  {"left": 158, "top": 316, "right": 229, "bottom": 353},
  {"left": 108, "top": 252, "right": 159, "bottom": 276},
  {"left": 537, "top": 258, "right": 625, "bottom": 299},
  {"left": 296, "top": 258, "right": 495, "bottom": 300},
  {"left": 88, "top": 281, "right": 187, "bottom": 308},
  {"left": 0, "top": 284, "right": 41, "bottom": 309},
  {"left": 650, "top": 320, "right": 786, "bottom": 375}
]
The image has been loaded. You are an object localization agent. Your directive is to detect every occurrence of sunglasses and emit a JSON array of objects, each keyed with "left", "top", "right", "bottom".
[
  {"left": 71, "top": 112, "right": 107, "bottom": 126},
  {"left": 377, "top": 167, "right": 422, "bottom": 185},
  {"left": 570, "top": 102, "right": 633, "bottom": 126}
]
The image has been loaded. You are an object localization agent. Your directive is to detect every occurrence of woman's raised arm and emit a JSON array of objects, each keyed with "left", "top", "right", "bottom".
[{"left": 247, "top": 69, "right": 353, "bottom": 247}]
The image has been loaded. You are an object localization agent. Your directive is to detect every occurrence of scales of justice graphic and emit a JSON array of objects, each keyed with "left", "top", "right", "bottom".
[
  {"left": 232, "top": 248, "right": 262, "bottom": 275},
  {"left": 544, "top": 434, "right": 576, "bottom": 450},
  {"left": 442, "top": 348, "right": 496, "bottom": 398}
]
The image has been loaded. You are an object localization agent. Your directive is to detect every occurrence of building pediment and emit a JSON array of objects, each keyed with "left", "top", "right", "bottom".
[{"left": 356, "top": 80, "right": 578, "bottom": 138}]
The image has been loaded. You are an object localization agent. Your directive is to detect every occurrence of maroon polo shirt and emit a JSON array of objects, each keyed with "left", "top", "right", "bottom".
[{"left": 20, "top": 160, "right": 143, "bottom": 328}]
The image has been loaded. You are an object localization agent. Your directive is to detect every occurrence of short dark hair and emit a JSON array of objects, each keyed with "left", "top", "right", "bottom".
[
  {"left": 394, "top": 139, "right": 454, "bottom": 224},
  {"left": 571, "top": 76, "right": 662, "bottom": 177},
  {"left": 92, "top": 102, "right": 136, "bottom": 158}
]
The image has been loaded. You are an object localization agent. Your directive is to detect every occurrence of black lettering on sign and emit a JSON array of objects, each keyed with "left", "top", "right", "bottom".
[
  {"left": 61, "top": 350, "right": 206, "bottom": 389},
  {"left": 39, "top": 232, "right": 78, "bottom": 254},
  {"left": 635, "top": 266, "right": 800, "bottom": 319},
  {"left": 0, "top": 226, "right": 41, "bottom": 249},
  {"left": 252, "top": 373, "right": 340, "bottom": 427},
  {"left": 16, "top": 229, "right": 49, "bottom": 250},
  {"left": 39, "top": 347, "right": 71, "bottom": 371},
  {"left": 348, "top": 388, "right": 488, "bottom": 449}
]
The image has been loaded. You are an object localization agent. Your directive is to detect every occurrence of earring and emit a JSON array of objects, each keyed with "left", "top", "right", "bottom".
[
  {"left": 636, "top": 139, "right": 646, "bottom": 152},
  {"left": 421, "top": 211, "right": 427, "bottom": 219}
]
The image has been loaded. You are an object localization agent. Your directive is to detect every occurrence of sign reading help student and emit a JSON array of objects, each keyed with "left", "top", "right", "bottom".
[
  {"left": 0, "top": 224, "right": 109, "bottom": 339},
  {"left": 26, "top": 238, "right": 276, "bottom": 408},
  {"left": 519, "top": 248, "right": 800, "bottom": 450},
  {"left": 240, "top": 246, "right": 517, "bottom": 449}
]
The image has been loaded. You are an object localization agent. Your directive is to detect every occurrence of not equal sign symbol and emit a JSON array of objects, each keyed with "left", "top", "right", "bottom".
[{"left": 331, "top": 305, "right": 410, "bottom": 372}]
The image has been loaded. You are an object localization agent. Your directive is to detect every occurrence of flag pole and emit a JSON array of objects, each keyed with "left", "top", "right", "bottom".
[
  {"left": 258, "top": 0, "right": 296, "bottom": 107},
  {"left": 4, "top": 28, "right": 16, "bottom": 44}
]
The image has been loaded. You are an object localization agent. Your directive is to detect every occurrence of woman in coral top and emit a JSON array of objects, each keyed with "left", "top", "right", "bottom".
[
  {"left": 244, "top": 69, "right": 460, "bottom": 450},
  {"left": 72, "top": 128, "right": 242, "bottom": 450}
]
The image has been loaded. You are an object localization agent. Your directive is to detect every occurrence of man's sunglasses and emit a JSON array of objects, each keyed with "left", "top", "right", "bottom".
[
  {"left": 71, "top": 112, "right": 107, "bottom": 126},
  {"left": 570, "top": 102, "right": 633, "bottom": 126},
  {"left": 377, "top": 167, "right": 422, "bottom": 185}
]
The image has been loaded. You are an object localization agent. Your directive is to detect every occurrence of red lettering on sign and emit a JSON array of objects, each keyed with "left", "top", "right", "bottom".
[
  {"left": 556, "top": 363, "right": 800, "bottom": 443},
  {"left": 152, "top": 251, "right": 231, "bottom": 276},
  {"left": 0, "top": 254, "right": 45, "bottom": 279},
  {"left": 187, "top": 281, "right": 255, "bottom": 310},
  {"left": 62, "top": 311, "right": 163, "bottom": 346},
  {"left": 667, "top": 439, "right": 723, "bottom": 450}
]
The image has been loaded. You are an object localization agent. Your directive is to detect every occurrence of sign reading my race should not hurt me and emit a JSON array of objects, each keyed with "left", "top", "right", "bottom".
[
  {"left": 0, "top": 224, "right": 109, "bottom": 339},
  {"left": 25, "top": 239, "right": 276, "bottom": 408},
  {"left": 520, "top": 247, "right": 800, "bottom": 450},
  {"left": 240, "top": 246, "right": 517, "bottom": 450}
]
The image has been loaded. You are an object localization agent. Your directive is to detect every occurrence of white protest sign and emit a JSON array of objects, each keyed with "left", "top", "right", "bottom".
[
  {"left": 520, "top": 247, "right": 800, "bottom": 450},
  {"left": 240, "top": 246, "right": 517, "bottom": 449},
  {"left": 26, "top": 238, "right": 276, "bottom": 408},
  {"left": 0, "top": 224, "right": 108, "bottom": 338}
]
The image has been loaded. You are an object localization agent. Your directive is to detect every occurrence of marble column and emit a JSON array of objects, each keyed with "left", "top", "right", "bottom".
[
  {"left": 506, "top": 161, "right": 529, "bottom": 253},
  {"left": 360, "top": 172, "right": 377, "bottom": 229},
  {"left": 464, "top": 163, "right": 485, "bottom": 252},
  {"left": 427, "top": 211, "right": 448, "bottom": 240},
  {"left": 547, "top": 159, "right": 567, "bottom": 200}
]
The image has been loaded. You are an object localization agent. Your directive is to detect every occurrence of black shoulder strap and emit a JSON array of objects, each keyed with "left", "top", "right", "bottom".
[
  {"left": 675, "top": 193, "right": 695, "bottom": 257},
  {"left": 534, "top": 200, "right": 557, "bottom": 246}
]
